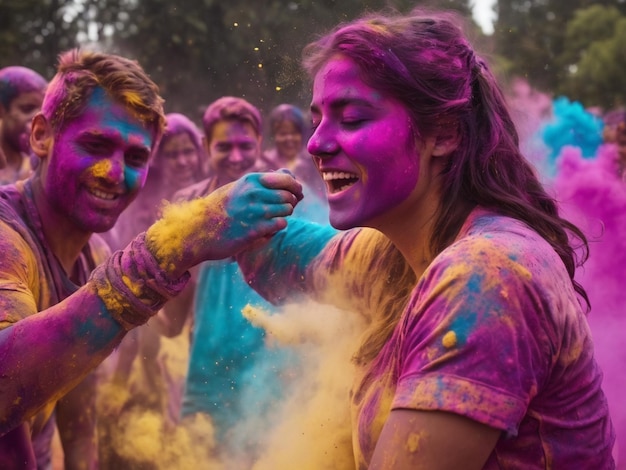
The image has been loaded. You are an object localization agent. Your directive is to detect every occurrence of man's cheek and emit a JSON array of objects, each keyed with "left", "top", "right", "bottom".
[{"left": 125, "top": 167, "right": 148, "bottom": 191}]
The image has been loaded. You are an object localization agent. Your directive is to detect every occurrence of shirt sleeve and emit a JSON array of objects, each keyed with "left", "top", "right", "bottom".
[
  {"left": 237, "top": 218, "right": 339, "bottom": 305},
  {"left": 239, "top": 220, "right": 416, "bottom": 326},
  {"left": 393, "top": 234, "right": 555, "bottom": 435},
  {"left": 0, "top": 220, "right": 39, "bottom": 329}
]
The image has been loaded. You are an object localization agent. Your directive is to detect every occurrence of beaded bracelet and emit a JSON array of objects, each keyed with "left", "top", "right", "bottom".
[{"left": 89, "top": 231, "right": 190, "bottom": 330}]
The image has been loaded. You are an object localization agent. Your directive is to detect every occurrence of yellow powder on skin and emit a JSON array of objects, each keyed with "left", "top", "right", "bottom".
[
  {"left": 442, "top": 330, "right": 457, "bottom": 349},
  {"left": 406, "top": 431, "right": 426, "bottom": 453},
  {"left": 146, "top": 197, "right": 224, "bottom": 272},
  {"left": 91, "top": 159, "right": 113, "bottom": 179},
  {"left": 93, "top": 278, "right": 126, "bottom": 316}
]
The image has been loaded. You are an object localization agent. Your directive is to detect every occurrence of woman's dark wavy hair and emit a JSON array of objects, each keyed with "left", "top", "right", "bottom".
[{"left": 302, "top": 8, "right": 590, "bottom": 310}]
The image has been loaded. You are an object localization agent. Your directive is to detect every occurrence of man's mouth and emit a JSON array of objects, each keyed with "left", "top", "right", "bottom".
[{"left": 88, "top": 188, "right": 119, "bottom": 200}]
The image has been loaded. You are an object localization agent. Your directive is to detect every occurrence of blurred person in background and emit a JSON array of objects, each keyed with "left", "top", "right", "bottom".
[
  {"left": 0, "top": 66, "right": 47, "bottom": 184},
  {"left": 261, "top": 103, "right": 327, "bottom": 202},
  {"left": 160, "top": 97, "right": 303, "bottom": 465}
]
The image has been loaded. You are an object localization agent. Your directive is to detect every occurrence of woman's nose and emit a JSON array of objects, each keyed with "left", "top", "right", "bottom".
[{"left": 307, "top": 122, "right": 338, "bottom": 158}]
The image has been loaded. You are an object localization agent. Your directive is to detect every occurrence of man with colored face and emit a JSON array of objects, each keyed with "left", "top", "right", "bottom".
[
  {"left": 0, "top": 66, "right": 47, "bottom": 184},
  {"left": 0, "top": 54, "right": 303, "bottom": 469}
]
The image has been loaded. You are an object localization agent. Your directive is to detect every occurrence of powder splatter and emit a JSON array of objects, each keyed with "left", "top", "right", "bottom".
[
  {"left": 442, "top": 330, "right": 457, "bottom": 349},
  {"left": 146, "top": 195, "right": 225, "bottom": 271},
  {"left": 406, "top": 431, "right": 425, "bottom": 453},
  {"left": 90, "top": 159, "right": 114, "bottom": 180}
]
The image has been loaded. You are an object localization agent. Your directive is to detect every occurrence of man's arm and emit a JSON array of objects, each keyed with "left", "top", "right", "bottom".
[
  {"left": 0, "top": 283, "right": 127, "bottom": 436},
  {"left": 0, "top": 171, "right": 303, "bottom": 436}
]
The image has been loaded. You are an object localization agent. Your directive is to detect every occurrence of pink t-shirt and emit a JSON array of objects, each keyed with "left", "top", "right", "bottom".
[
  {"left": 238, "top": 210, "right": 616, "bottom": 468},
  {"left": 351, "top": 210, "right": 615, "bottom": 468}
]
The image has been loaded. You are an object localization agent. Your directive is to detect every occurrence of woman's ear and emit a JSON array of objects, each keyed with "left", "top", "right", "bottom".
[
  {"left": 431, "top": 122, "right": 460, "bottom": 157},
  {"left": 30, "top": 113, "right": 53, "bottom": 159}
]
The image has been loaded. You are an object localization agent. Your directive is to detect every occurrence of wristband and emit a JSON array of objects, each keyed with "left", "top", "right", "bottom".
[{"left": 89, "top": 232, "right": 190, "bottom": 330}]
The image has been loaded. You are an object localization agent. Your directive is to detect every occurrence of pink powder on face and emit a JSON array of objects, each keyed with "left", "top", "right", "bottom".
[
  {"left": 308, "top": 55, "right": 420, "bottom": 231},
  {"left": 43, "top": 87, "right": 152, "bottom": 233}
]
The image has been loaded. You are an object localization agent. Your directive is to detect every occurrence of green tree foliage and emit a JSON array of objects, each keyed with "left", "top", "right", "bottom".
[
  {"left": 493, "top": 0, "right": 626, "bottom": 94},
  {"left": 559, "top": 5, "right": 626, "bottom": 109},
  {"left": 0, "top": 0, "right": 93, "bottom": 79},
  {"left": 0, "top": 0, "right": 474, "bottom": 118},
  {"left": 94, "top": 0, "right": 473, "bottom": 118}
]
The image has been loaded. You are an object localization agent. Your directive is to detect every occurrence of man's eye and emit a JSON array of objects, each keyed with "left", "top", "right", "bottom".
[
  {"left": 81, "top": 142, "right": 109, "bottom": 155},
  {"left": 126, "top": 152, "right": 149, "bottom": 168},
  {"left": 19, "top": 105, "right": 38, "bottom": 114}
]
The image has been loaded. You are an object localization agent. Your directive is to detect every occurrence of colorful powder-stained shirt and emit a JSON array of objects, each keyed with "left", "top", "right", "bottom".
[
  {"left": 239, "top": 209, "right": 615, "bottom": 469},
  {"left": 0, "top": 179, "right": 110, "bottom": 468}
]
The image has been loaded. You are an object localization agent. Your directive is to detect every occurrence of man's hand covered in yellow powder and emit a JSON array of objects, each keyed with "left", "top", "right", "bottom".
[{"left": 146, "top": 170, "right": 303, "bottom": 278}]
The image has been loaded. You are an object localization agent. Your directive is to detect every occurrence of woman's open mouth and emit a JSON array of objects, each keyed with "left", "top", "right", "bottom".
[{"left": 322, "top": 171, "right": 359, "bottom": 194}]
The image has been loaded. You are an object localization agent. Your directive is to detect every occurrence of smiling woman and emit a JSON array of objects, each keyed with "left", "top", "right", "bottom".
[
  {"left": 308, "top": 56, "right": 424, "bottom": 231},
  {"left": 236, "top": 7, "right": 617, "bottom": 470}
]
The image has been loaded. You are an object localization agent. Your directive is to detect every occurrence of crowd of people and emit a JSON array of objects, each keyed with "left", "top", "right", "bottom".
[{"left": 0, "top": 6, "right": 622, "bottom": 470}]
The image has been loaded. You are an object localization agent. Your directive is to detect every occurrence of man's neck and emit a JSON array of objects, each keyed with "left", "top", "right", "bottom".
[{"left": 31, "top": 178, "right": 91, "bottom": 275}]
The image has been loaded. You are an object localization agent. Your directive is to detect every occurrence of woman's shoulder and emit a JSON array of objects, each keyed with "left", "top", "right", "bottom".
[
  {"left": 427, "top": 210, "right": 561, "bottom": 288},
  {"left": 452, "top": 210, "right": 551, "bottom": 258}
]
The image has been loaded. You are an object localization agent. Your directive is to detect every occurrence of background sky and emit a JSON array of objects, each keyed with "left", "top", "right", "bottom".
[{"left": 472, "top": 0, "right": 497, "bottom": 34}]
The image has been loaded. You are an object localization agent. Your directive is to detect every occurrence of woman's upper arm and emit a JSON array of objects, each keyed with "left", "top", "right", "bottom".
[{"left": 369, "top": 408, "right": 501, "bottom": 470}]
